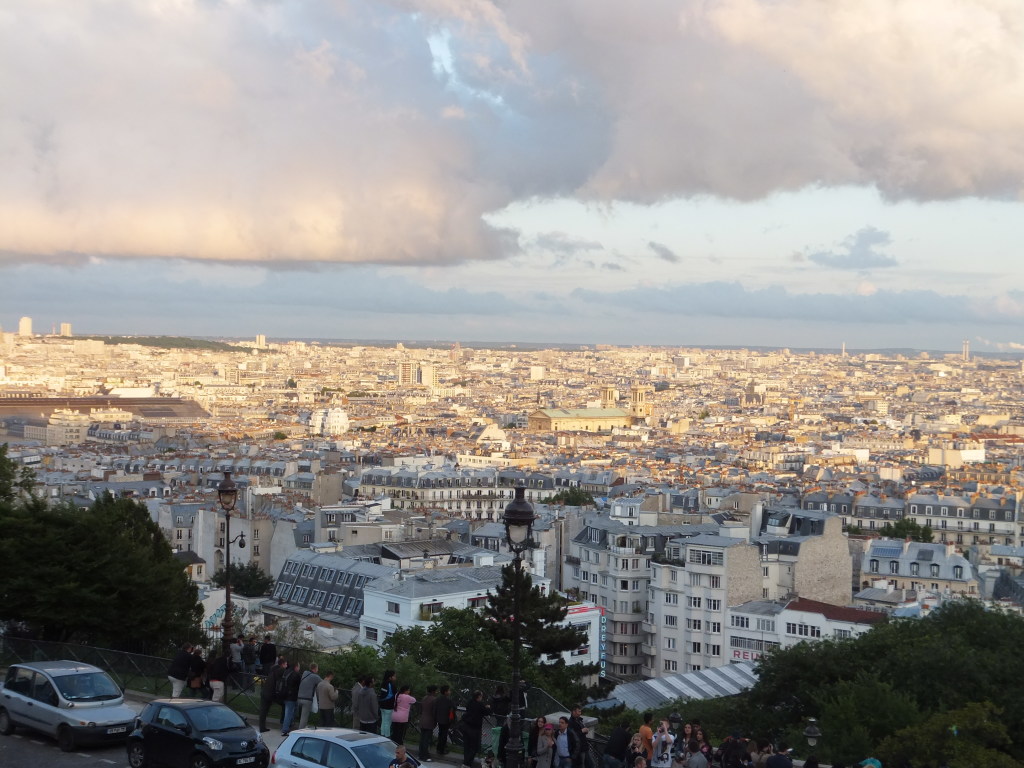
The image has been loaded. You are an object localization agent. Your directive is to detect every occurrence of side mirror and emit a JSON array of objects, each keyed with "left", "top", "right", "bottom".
[{"left": 175, "top": 722, "right": 191, "bottom": 733}]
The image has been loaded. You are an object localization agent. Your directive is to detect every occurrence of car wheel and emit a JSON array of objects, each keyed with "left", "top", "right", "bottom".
[
  {"left": 127, "top": 740, "right": 148, "bottom": 768},
  {"left": 0, "top": 708, "right": 14, "bottom": 736},
  {"left": 189, "top": 754, "right": 213, "bottom": 768},
  {"left": 57, "top": 724, "right": 77, "bottom": 752}
]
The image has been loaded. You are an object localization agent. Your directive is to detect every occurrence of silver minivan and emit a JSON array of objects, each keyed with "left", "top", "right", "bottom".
[{"left": 0, "top": 660, "right": 138, "bottom": 751}]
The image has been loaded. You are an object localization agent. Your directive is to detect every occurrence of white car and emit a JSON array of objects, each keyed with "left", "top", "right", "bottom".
[
  {"left": 0, "top": 660, "right": 138, "bottom": 751},
  {"left": 272, "top": 728, "right": 422, "bottom": 768}
]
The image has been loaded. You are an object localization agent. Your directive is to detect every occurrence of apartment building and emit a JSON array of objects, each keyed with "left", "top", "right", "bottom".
[{"left": 858, "top": 538, "right": 979, "bottom": 595}]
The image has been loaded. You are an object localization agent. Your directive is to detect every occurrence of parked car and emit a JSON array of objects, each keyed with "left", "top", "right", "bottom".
[
  {"left": 126, "top": 698, "right": 269, "bottom": 768},
  {"left": 272, "top": 728, "right": 422, "bottom": 768},
  {"left": 0, "top": 659, "right": 138, "bottom": 752}
]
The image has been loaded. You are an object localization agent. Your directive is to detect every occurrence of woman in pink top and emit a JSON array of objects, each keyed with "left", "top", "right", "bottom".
[{"left": 390, "top": 684, "right": 417, "bottom": 745}]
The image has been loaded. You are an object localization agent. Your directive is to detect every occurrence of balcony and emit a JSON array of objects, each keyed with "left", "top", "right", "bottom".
[
  {"left": 566, "top": 555, "right": 581, "bottom": 566},
  {"left": 610, "top": 545, "right": 641, "bottom": 555},
  {"left": 640, "top": 642, "right": 656, "bottom": 655},
  {"left": 641, "top": 620, "right": 656, "bottom": 633}
]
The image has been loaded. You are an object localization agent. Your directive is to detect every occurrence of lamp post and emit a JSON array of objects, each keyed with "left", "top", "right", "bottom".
[
  {"left": 803, "top": 718, "right": 822, "bottom": 749},
  {"left": 217, "top": 471, "right": 246, "bottom": 651},
  {"left": 503, "top": 486, "right": 536, "bottom": 768}
]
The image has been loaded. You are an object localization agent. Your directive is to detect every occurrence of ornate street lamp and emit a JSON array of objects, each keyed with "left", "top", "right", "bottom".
[
  {"left": 503, "top": 486, "right": 536, "bottom": 768},
  {"left": 803, "top": 718, "right": 822, "bottom": 748},
  {"left": 217, "top": 471, "right": 245, "bottom": 650}
]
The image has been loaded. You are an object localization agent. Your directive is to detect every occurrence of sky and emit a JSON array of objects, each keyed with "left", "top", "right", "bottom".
[{"left": 2, "top": 0, "right": 1024, "bottom": 351}]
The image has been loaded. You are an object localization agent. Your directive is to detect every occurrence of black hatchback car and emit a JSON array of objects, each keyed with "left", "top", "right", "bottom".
[{"left": 126, "top": 698, "right": 269, "bottom": 768}]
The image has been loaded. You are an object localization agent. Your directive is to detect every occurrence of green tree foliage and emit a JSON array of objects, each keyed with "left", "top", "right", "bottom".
[
  {"left": 0, "top": 491, "right": 202, "bottom": 650},
  {"left": 210, "top": 561, "right": 274, "bottom": 597},
  {"left": 81, "top": 335, "right": 242, "bottom": 351},
  {"left": 877, "top": 517, "right": 934, "bottom": 542},
  {"left": 0, "top": 444, "right": 36, "bottom": 502},
  {"left": 878, "top": 702, "right": 1021, "bottom": 768},
  {"left": 544, "top": 488, "right": 596, "bottom": 506},
  {"left": 381, "top": 569, "right": 604, "bottom": 707},
  {"left": 273, "top": 431, "right": 288, "bottom": 440},
  {"left": 742, "top": 601, "right": 1024, "bottom": 764}
]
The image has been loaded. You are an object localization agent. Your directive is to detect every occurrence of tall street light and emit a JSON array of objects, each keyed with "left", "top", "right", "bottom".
[
  {"left": 503, "top": 486, "right": 536, "bottom": 768},
  {"left": 217, "top": 471, "right": 246, "bottom": 651}
]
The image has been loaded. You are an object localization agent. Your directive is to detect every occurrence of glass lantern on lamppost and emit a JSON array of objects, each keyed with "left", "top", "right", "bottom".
[
  {"left": 502, "top": 486, "right": 536, "bottom": 768},
  {"left": 803, "top": 718, "right": 823, "bottom": 749},
  {"left": 217, "top": 471, "right": 245, "bottom": 651}
]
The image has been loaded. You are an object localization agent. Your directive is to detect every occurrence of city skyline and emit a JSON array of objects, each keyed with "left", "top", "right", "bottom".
[{"left": 2, "top": 2, "right": 1024, "bottom": 350}]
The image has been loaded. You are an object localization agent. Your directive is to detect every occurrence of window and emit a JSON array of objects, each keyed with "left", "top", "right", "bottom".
[
  {"left": 785, "top": 622, "right": 822, "bottom": 638},
  {"left": 689, "top": 573, "right": 702, "bottom": 586},
  {"left": 731, "top": 615, "right": 750, "bottom": 629},
  {"left": 689, "top": 549, "right": 724, "bottom": 566},
  {"left": 930, "top": 564, "right": 940, "bottom": 577},
  {"left": 688, "top": 596, "right": 702, "bottom": 609},
  {"left": 386, "top": 601, "right": 400, "bottom": 614},
  {"left": 756, "top": 618, "right": 775, "bottom": 632},
  {"left": 365, "top": 627, "right": 378, "bottom": 642},
  {"left": 707, "top": 599, "right": 722, "bottom": 611},
  {"left": 665, "top": 615, "right": 677, "bottom": 627},
  {"left": 709, "top": 575, "right": 721, "bottom": 589},
  {"left": 953, "top": 565, "right": 964, "bottom": 579},
  {"left": 889, "top": 561, "right": 899, "bottom": 575},
  {"left": 665, "top": 593, "right": 679, "bottom": 605},
  {"left": 910, "top": 562, "right": 919, "bottom": 576},
  {"left": 664, "top": 660, "right": 678, "bottom": 672},
  {"left": 835, "top": 629, "right": 852, "bottom": 639},
  {"left": 665, "top": 637, "right": 676, "bottom": 649},
  {"left": 293, "top": 587, "right": 308, "bottom": 602},
  {"left": 686, "top": 619, "right": 703, "bottom": 631},
  {"left": 709, "top": 621, "right": 722, "bottom": 633},
  {"left": 709, "top": 644, "right": 720, "bottom": 657},
  {"left": 620, "top": 579, "right": 629, "bottom": 590},
  {"left": 869, "top": 559, "right": 879, "bottom": 573},
  {"left": 691, "top": 642, "right": 702, "bottom": 653}
]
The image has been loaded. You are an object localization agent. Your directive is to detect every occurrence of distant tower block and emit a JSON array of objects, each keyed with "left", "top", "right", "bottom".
[
  {"left": 60, "top": 322, "right": 72, "bottom": 337},
  {"left": 255, "top": 333, "right": 267, "bottom": 349},
  {"left": 630, "top": 384, "right": 653, "bottom": 421},
  {"left": 962, "top": 339, "right": 970, "bottom": 362},
  {"left": 841, "top": 342, "right": 847, "bottom": 358},
  {"left": 17, "top": 316, "right": 32, "bottom": 336},
  {"left": 600, "top": 385, "right": 617, "bottom": 409}
]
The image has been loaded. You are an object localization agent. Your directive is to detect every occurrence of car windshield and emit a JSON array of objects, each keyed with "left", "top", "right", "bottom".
[
  {"left": 188, "top": 706, "right": 248, "bottom": 732},
  {"left": 53, "top": 671, "right": 122, "bottom": 702},
  {"left": 352, "top": 740, "right": 403, "bottom": 768}
]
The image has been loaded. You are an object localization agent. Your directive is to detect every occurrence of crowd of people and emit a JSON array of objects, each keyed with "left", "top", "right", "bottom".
[{"left": 168, "top": 651, "right": 885, "bottom": 768}]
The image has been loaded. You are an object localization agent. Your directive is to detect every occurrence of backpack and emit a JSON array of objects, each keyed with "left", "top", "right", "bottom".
[{"left": 275, "top": 670, "right": 292, "bottom": 700}]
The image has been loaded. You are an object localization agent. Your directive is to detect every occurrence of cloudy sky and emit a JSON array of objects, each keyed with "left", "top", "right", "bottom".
[{"left": 2, "top": 0, "right": 1024, "bottom": 351}]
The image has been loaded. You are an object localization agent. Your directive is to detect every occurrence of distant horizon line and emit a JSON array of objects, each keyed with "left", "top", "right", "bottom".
[{"left": 52, "top": 332, "right": 1024, "bottom": 360}]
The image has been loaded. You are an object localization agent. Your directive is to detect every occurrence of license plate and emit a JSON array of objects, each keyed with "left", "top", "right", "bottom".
[
  {"left": 237, "top": 758, "right": 256, "bottom": 765},
  {"left": 107, "top": 726, "right": 127, "bottom": 734}
]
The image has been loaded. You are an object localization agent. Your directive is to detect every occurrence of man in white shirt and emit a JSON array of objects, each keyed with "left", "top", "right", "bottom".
[{"left": 650, "top": 720, "right": 674, "bottom": 768}]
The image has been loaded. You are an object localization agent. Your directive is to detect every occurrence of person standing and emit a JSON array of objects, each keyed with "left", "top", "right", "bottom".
[
  {"left": 419, "top": 685, "right": 438, "bottom": 762},
  {"left": 535, "top": 723, "right": 556, "bottom": 768},
  {"left": 379, "top": 670, "right": 397, "bottom": 738},
  {"left": 281, "top": 661, "right": 302, "bottom": 736},
  {"left": 242, "top": 637, "right": 258, "bottom": 676},
  {"left": 461, "top": 689, "right": 491, "bottom": 768},
  {"left": 166, "top": 643, "right": 193, "bottom": 697},
  {"left": 569, "top": 705, "right": 591, "bottom": 768},
  {"left": 229, "top": 636, "right": 244, "bottom": 686},
  {"left": 554, "top": 716, "right": 581, "bottom": 768},
  {"left": 206, "top": 651, "right": 229, "bottom": 703},
  {"left": 434, "top": 684, "right": 455, "bottom": 757},
  {"left": 316, "top": 671, "right": 339, "bottom": 727},
  {"left": 683, "top": 741, "right": 709, "bottom": 768},
  {"left": 763, "top": 743, "right": 792, "bottom": 768},
  {"left": 638, "top": 713, "right": 654, "bottom": 761},
  {"left": 391, "top": 684, "right": 416, "bottom": 745},
  {"left": 259, "top": 657, "right": 288, "bottom": 733},
  {"left": 297, "top": 662, "right": 323, "bottom": 730},
  {"left": 603, "top": 720, "right": 632, "bottom": 768},
  {"left": 354, "top": 674, "right": 380, "bottom": 733},
  {"left": 258, "top": 634, "right": 277, "bottom": 675},
  {"left": 650, "top": 720, "right": 674, "bottom": 768},
  {"left": 186, "top": 647, "right": 206, "bottom": 698},
  {"left": 351, "top": 675, "right": 366, "bottom": 729}
]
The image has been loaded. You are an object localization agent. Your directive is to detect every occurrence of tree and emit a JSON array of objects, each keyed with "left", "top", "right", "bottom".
[
  {"left": 0, "top": 444, "right": 35, "bottom": 503},
  {"left": 544, "top": 488, "right": 596, "bottom": 506},
  {"left": 0, "top": 492, "right": 202, "bottom": 650},
  {"left": 877, "top": 517, "right": 934, "bottom": 542},
  {"left": 211, "top": 561, "right": 274, "bottom": 597},
  {"left": 878, "top": 702, "right": 1020, "bottom": 768}
]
